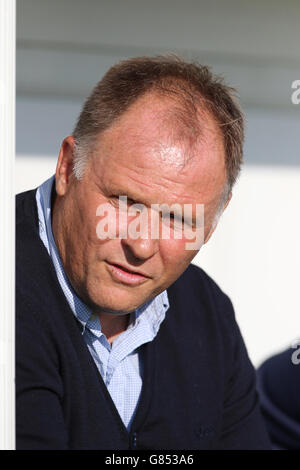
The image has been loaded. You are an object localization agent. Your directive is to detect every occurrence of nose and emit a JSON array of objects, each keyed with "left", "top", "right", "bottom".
[
  {"left": 121, "top": 208, "right": 159, "bottom": 261},
  {"left": 121, "top": 236, "right": 158, "bottom": 261}
]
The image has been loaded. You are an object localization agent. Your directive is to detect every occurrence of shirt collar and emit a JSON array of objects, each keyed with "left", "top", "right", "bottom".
[{"left": 36, "top": 175, "right": 169, "bottom": 335}]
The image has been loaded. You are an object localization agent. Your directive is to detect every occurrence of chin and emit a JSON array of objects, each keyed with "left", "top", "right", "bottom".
[
  {"left": 81, "top": 272, "right": 158, "bottom": 314},
  {"left": 86, "top": 288, "right": 149, "bottom": 315}
]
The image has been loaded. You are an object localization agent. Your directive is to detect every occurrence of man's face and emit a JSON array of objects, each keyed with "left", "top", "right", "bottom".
[{"left": 53, "top": 94, "right": 227, "bottom": 315}]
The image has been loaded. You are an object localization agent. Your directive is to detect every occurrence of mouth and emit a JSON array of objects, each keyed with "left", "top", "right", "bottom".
[{"left": 106, "top": 262, "right": 150, "bottom": 286}]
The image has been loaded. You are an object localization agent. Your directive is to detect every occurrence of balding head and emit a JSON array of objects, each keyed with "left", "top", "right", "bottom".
[{"left": 72, "top": 55, "right": 244, "bottom": 196}]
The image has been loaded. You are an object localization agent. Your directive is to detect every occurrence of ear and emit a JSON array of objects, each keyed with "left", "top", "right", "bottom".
[
  {"left": 55, "top": 136, "right": 76, "bottom": 197},
  {"left": 204, "top": 191, "right": 232, "bottom": 244}
]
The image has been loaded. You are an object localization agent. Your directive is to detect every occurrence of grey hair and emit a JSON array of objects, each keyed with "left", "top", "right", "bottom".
[{"left": 73, "top": 138, "right": 94, "bottom": 180}]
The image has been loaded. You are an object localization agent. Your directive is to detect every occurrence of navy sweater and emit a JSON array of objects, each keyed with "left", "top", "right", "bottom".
[
  {"left": 257, "top": 348, "right": 300, "bottom": 449},
  {"left": 16, "top": 189, "right": 271, "bottom": 450}
]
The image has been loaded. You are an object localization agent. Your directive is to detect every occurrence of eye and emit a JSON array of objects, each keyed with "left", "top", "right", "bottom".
[
  {"left": 161, "top": 211, "right": 178, "bottom": 221},
  {"left": 109, "top": 195, "right": 120, "bottom": 206},
  {"left": 129, "top": 203, "right": 144, "bottom": 214},
  {"left": 161, "top": 212, "right": 182, "bottom": 230}
]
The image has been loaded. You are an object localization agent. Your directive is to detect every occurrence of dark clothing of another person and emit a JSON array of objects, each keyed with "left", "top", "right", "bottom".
[{"left": 257, "top": 347, "right": 300, "bottom": 449}]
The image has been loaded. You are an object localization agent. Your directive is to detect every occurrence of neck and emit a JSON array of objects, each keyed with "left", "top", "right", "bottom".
[{"left": 99, "top": 312, "right": 131, "bottom": 346}]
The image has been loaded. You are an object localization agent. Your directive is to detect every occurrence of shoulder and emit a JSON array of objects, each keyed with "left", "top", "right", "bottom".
[
  {"left": 16, "top": 186, "right": 62, "bottom": 330},
  {"left": 258, "top": 347, "right": 300, "bottom": 383},
  {"left": 16, "top": 188, "right": 38, "bottom": 224},
  {"left": 173, "top": 262, "right": 233, "bottom": 304},
  {"left": 257, "top": 347, "right": 300, "bottom": 448},
  {"left": 169, "top": 262, "right": 236, "bottom": 332},
  {"left": 257, "top": 347, "right": 300, "bottom": 405},
  {"left": 166, "top": 263, "right": 241, "bottom": 376}
]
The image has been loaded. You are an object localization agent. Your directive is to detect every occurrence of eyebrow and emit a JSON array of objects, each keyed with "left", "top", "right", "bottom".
[{"left": 109, "top": 186, "right": 146, "bottom": 205}]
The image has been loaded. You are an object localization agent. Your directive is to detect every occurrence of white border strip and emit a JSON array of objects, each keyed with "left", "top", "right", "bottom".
[{"left": 0, "top": 0, "right": 16, "bottom": 450}]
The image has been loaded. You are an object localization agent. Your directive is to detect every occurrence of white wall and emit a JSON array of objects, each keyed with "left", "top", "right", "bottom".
[
  {"left": 16, "top": 0, "right": 300, "bottom": 367},
  {"left": 1, "top": 0, "right": 15, "bottom": 451}
]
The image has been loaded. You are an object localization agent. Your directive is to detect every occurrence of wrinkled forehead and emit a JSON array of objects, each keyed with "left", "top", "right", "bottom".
[{"left": 89, "top": 121, "right": 226, "bottom": 222}]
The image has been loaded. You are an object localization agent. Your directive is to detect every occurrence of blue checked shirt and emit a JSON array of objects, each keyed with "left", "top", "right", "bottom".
[{"left": 36, "top": 175, "right": 169, "bottom": 430}]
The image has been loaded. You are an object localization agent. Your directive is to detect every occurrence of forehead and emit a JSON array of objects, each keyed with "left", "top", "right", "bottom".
[{"left": 91, "top": 93, "right": 226, "bottom": 207}]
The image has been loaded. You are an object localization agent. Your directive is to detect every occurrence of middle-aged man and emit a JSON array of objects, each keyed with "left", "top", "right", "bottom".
[{"left": 16, "top": 55, "right": 271, "bottom": 450}]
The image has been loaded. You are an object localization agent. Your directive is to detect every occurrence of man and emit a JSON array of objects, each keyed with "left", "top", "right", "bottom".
[{"left": 16, "top": 55, "right": 271, "bottom": 449}]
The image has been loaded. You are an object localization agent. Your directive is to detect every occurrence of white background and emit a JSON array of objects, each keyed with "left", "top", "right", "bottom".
[{"left": 1, "top": 0, "right": 15, "bottom": 450}]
